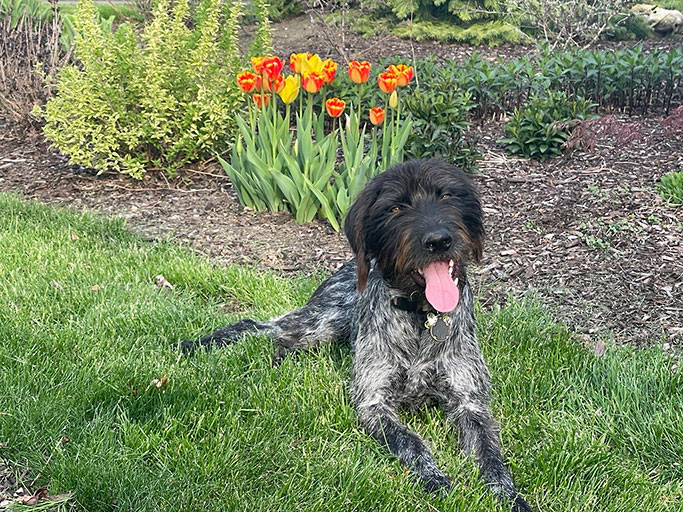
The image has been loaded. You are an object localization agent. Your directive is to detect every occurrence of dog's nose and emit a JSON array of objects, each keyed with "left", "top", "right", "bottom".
[{"left": 421, "top": 228, "right": 452, "bottom": 253}]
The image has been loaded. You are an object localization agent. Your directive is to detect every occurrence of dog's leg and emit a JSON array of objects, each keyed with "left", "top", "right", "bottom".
[
  {"left": 180, "top": 263, "right": 357, "bottom": 359},
  {"left": 357, "top": 403, "right": 452, "bottom": 493},
  {"left": 446, "top": 401, "right": 531, "bottom": 512}
]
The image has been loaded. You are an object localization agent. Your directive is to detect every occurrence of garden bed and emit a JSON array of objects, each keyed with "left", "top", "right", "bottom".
[{"left": 1, "top": 111, "right": 681, "bottom": 347}]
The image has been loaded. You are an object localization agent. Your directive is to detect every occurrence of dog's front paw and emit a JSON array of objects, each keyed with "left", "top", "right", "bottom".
[
  {"left": 179, "top": 339, "right": 197, "bottom": 354},
  {"left": 512, "top": 494, "right": 532, "bottom": 512},
  {"left": 422, "top": 472, "right": 452, "bottom": 494}
]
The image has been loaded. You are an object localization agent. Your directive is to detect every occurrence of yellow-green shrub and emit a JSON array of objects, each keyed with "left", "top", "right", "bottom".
[{"left": 39, "top": 0, "right": 250, "bottom": 178}]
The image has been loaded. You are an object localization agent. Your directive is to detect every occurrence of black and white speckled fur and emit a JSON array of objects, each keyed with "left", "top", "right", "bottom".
[{"left": 181, "top": 159, "right": 531, "bottom": 511}]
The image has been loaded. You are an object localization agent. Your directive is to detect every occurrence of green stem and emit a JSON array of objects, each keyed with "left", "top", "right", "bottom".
[
  {"left": 271, "top": 93, "right": 277, "bottom": 164},
  {"left": 357, "top": 85, "right": 362, "bottom": 123}
]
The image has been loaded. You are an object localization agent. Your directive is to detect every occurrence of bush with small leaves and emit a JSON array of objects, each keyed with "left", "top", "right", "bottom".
[{"left": 38, "top": 0, "right": 260, "bottom": 178}]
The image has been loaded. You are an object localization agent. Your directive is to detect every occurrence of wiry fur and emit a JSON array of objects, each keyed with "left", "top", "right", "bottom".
[{"left": 181, "top": 159, "right": 531, "bottom": 511}]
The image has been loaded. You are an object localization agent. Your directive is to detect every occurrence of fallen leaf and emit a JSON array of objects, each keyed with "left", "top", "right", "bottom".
[
  {"left": 70, "top": 232, "right": 79, "bottom": 241},
  {"left": 594, "top": 339, "right": 606, "bottom": 356},
  {"left": 155, "top": 274, "right": 174, "bottom": 290},
  {"left": 91, "top": 284, "right": 100, "bottom": 292},
  {"left": 50, "top": 280, "right": 63, "bottom": 290}
]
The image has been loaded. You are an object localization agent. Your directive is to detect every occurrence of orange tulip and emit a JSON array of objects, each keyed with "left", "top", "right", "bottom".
[
  {"left": 236, "top": 71, "right": 258, "bottom": 93},
  {"left": 252, "top": 93, "right": 270, "bottom": 108},
  {"left": 322, "top": 59, "right": 337, "bottom": 85},
  {"left": 251, "top": 56, "right": 266, "bottom": 75},
  {"left": 262, "top": 56, "right": 283, "bottom": 80},
  {"left": 264, "top": 74, "right": 285, "bottom": 94},
  {"left": 377, "top": 71, "right": 398, "bottom": 94},
  {"left": 388, "top": 64, "right": 414, "bottom": 87},
  {"left": 326, "top": 98, "right": 345, "bottom": 118},
  {"left": 289, "top": 52, "right": 312, "bottom": 73},
  {"left": 302, "top": 72, "right": 324, "bottom": 93},
  {"left": 369, "top": 107, "right": 385, "bottom": 125},
  {"left": 348, "top": 60, "right": 371, "bottom": 84}
]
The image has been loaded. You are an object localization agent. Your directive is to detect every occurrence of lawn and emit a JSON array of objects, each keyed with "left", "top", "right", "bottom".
[{"left": 0, "top": 193, "right": 681, "bottom": 511}]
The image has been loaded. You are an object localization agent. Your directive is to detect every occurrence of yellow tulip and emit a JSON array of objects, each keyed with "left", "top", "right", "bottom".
[
  {"left": 300, "top": 54, "right": 323, "bottom": 76},
  {"left": 278, "top": 75, "right": 300, "bottom": 104},
  {"left": 389, "top": 90, "right": 398, "bottom": 109}
]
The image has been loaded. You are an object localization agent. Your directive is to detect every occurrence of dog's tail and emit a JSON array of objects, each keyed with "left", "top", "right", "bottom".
[{"left": 179, "top": 318, "right": 273, "bottom": 354}]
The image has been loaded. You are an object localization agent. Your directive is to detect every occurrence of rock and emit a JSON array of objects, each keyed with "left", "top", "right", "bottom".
[{"left": 631, "top": 4, "right": 683, "bottom": 35}]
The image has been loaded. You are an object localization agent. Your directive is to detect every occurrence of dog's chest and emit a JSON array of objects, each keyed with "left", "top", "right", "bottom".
[{"left": 390, "top": 319, "right": 453, "bottom": 406}]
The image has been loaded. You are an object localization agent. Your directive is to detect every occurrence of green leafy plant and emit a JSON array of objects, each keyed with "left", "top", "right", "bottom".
[
  {"left": 500, "top": 90, "right": 594, "bottom": 159},
  {"left": 37, "top": 0, "right": 254, "bottom": 178},
  {"left": 402, "top": 78, "right": 477, "bottom": 170},
  {"left": 658, "top": 170, "right": 683, "bottom": 205}
]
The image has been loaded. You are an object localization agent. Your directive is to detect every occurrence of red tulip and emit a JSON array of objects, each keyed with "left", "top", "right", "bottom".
[
  {"left": 262, "top": 56, "right": 283, "bottom": 80},
  {"left": 252, "top": 93, "right": 271, "bottom": 108},
  {"left": 236, "top": 71, "right": 258, "bottom": 93},
  {"left": 326, "top": 97, "right": 346, "bottom": 118},
  {"left": 322, "top": 59, "right": 337, "bottom": 85},
  {"left": 264, "top": 74, "right": 285, "bottom": 94}
]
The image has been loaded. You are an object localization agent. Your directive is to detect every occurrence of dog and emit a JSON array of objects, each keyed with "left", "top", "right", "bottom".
[{"left": 181, "top": 159, "right": 531, "bottom": 511}]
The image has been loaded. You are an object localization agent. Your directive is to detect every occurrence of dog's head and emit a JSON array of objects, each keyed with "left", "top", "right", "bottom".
[{"left": 344, "top": 159, "right": 483, "bottom": 312}]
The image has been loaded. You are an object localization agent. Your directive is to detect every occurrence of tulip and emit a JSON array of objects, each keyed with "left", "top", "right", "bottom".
[
  {"left": 322, "top": 59, "right": 337, "bottom": 85},
  {"left": 300, "top": 54, "right": 324, "bottom": 76},
  {"left": 389, "top": 90, "right": 398, "bottom": 109},
  {"left": 251, "top": 56, "right": 266, "bottom": 75},
  {"left": 278, "top": 75, "right": 300, "bottom": 104},
  {"left": 236, "top": 71, "right": 258, "bottom": 93},
  {"left": 378, "top": 71, "right": 398, "bottom": 94},
  {"left": 253, "top": 93, "right": 270, "bottom": 108},
  {"left": 264, "top": 74, "right": 285, "bottom": 94},
  {"left": 369, "top": 107, "right": 385, "bottom": 125},
  {"left": 348, "top": 60, "right": 371, "bottom": 84},
  {"left": 262, "top": 56, "right": 283, "bottom": 80},
  {"left": 302, "top": 72, "right": 324, "bottom": 93},
  {"left": 388, "top": 64, "right": 414, "bottom": 87},
  {"left": 289, "top": 52, "right": 312, "bottom": 74},
  {"left": 326, "top": 97, "right": 345, "bottom": 118}
]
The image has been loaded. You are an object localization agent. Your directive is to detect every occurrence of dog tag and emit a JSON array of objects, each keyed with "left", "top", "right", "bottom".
[{"left": 425, "top": 313, "right": 451, "bottom": 342}]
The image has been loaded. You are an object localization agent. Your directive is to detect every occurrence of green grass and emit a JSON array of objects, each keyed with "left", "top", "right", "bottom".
[
  {"left": 659, "top": 170, "right": 683, "bottom": 205},
  {"left": 0, "top": 193, "right": 682, "bottom": 511}
]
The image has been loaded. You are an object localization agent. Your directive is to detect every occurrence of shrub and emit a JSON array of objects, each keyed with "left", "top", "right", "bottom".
[
  {"left": 0, "top": 0, "right": 72, "bottom": 132},
  {"left": 500, "top": 91, "right": 594, "bottom": 159},
  {"left": 508, "top": 0, "right": 633, "bottom": 48},
  {"left": 658, "top": 170, "right": 683, "bottom": 204},
  {"left": 402, "top": 82, "right": 477, "bottom": 170},
  {"left": 38, "top": 0, "right": 254, "bottom": 178}
]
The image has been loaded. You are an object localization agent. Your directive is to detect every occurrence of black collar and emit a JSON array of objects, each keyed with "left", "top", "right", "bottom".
[{"left": 391, "top": 295, "right": 422, "bottom": 312}]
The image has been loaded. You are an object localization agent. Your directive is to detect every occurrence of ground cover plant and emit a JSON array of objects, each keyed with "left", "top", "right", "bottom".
[{"left": 1, "top": 195, "right": 683, "bottom": 510}]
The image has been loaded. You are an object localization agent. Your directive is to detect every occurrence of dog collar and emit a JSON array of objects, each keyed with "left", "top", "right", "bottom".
[{"left": 390, "top": 296, "right": 452, "bottom": 342}]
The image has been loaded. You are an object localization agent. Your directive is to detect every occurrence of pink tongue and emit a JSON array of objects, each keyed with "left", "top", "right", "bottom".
[{"left": 423, "top": 261, "right": 459, "bottom": 313}]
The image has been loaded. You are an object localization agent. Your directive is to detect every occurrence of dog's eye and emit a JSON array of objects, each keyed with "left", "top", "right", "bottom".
[
  {"left": 390, "top": 206, "right": 401, "bottom": 213},
  {"left": 441, "top": 193, "right": 452, "bottom": 200}
]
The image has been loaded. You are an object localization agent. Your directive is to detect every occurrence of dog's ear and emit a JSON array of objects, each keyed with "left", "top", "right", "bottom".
[
  {"left": 344, "top": 181, "right": 378, "bottom": 292},
  {"left": 461, "top": 182, "right": 484, "bottom": 264}
]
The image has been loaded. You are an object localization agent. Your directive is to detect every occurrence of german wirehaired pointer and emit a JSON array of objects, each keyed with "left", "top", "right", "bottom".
[{"left": 182, "top": 159, "right": 531, "bottom": 510}]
